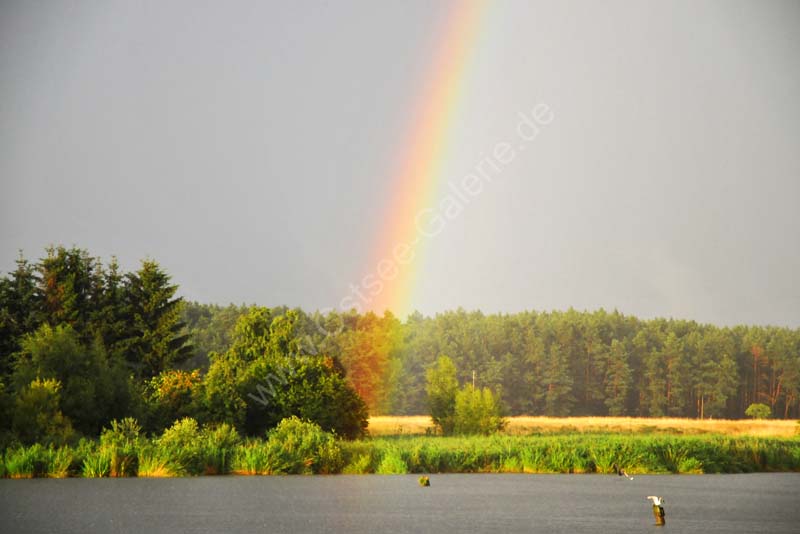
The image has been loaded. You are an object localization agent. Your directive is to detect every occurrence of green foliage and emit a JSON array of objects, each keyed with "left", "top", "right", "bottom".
[
  {"left": 0, "top": 254, "right": 39, "bottom": 379},
  {"left": 136, "top": 446, "right": 177, "bottom": 477},
  {"left": 154, "top": 418, "right": 242, "bottom": 475},
  {"left": 124, "top": 260, "right": 192, "bottom": 378},
  {"left": 231, "top": 417, "right": 342, "bottom": 476},
  {"left": 4, "top": 444, "right": 48, "bottom": 478},
  {"left": 144, "top": 369, "right": 204, "bottom": 433},
  {"left": 12, "top": 378, "right": 73, "bottom": 446},
  {"left": 182, "top": 302, "right": 246, "bottom": 369},
  {"left": 3, "top": 431, "right": 799, "bottom": 478},
  {"left": 157, "top": 417, "right": 204, "bottom": 475},
  {"left": 4, "top": 244, "right": 800, "bottom": 458},
  {"left": 100, "top": 418, "right": 142, "bottom": 477},
  {"left": 453, "top": 386, "right": 506, "bottom": 435},
  {"left": 342, "top": 453, "right": 373, "bottom": 474},
  {"left": 338, "top": 434, "right": 800, "bottom": 475},
  {"left": 200, "top": 423, "right": 241, "bottom": 475},
  {"left": 205, "top": 308, "right": 367, "bottom": 439},
  {"left": 82, "top": 449, "right": 111, "bottom": 477},
  {"left": 376, "top": 449, "right": 408, "bottom": 474},
  {"left": 745, "top": 403, "right": 772, "bottom": 419},
  {"left": 603, "top": 340, "right": 631, "bottom": 416},
  {"left": 426, "top": 356, "right": 458, "bottom": 434},
  {"left": 13, "top": 324, "right": 132, "bottom": 436},
  {"left": 45, "top": 446, "right": 73, "bottom": 477},
  {"left": 260, "top": 416, "right": 343, "bottom": 474}
]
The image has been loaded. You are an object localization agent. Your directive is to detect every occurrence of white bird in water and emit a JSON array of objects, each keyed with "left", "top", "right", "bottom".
[{"left": 647, "top": 496, "right": 667, "bottom": 525}]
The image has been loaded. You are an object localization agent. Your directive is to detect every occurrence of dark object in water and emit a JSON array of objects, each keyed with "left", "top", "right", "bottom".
[
  {"left": 418, "top": 476, "right": 430, "bottom": 487},
  {"left": 612, "top": 463, "right": 633, "bottom": 480},
  {"left": 647, "top": 496, "right": 666, "bottom": 525}
]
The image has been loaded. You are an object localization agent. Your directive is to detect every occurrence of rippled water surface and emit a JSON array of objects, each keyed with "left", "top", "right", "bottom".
[{"left": 1, "top": 473, "right": 797, "bottom": 533}]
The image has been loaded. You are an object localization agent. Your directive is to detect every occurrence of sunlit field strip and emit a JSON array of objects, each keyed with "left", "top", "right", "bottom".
[{"left": 368, "top": 416, "right": 799, "bottom": 437}]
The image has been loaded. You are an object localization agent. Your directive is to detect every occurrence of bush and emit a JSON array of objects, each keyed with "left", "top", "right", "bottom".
[
  {"left": 145, "top": 370, "right": 204, "bottom": 433},
  {"left": 45, "top": 446, "right": 73, "bottom": 477},
  {"left": 232, "top": 441, "right": 270, "bottom": 475},
  {"left": 261, "top": 416, "right": 343, "bottom": 474},
  {"left": 137, "top": 445, "right": 177, "bottom": 477},
  {"left": 12, "top": 378, "right": 73, "bottom": 446},
  {"left": 100, "top": 418, "right": 143, "bottom": 477},
  {"left": 376, "top": 449, "right": 408, "bottom": 474},
  {"left": 157, "top": 417, "right": 204, "bottom": 475},
  {"left": 426, "top": 356, "right": 458, "bottom": 435},
  {"left": 154, "top": 418, "right": 242, "bottom": 475},
  {"left": 453, "top": 386, "right": 506, "bottom": 435},
  {"left": 342, "top": 454, "right": 372, "bottom": 474},
  {"left": 4, "top": 444, "right": 48, "bottom": 478},
  {"left": 200, "top": 423, "right": 241, "bottom": 474},
  {"left": 745, "top": 403, "right": 772, "bottom": 420}
]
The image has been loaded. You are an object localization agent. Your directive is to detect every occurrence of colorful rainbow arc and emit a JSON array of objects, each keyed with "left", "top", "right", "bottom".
[{"left": 367, "top": 1, "right": 488, "bottom": 317}]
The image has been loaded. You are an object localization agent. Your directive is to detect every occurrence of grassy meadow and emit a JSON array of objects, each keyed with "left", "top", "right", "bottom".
[{"left": 368, "top": 415, "right": 800, "bottom": 438}]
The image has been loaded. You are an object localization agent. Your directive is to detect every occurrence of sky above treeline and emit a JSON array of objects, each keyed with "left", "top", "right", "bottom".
[{"left": 1, "top": 0, "right": 799, "bottom": 327}]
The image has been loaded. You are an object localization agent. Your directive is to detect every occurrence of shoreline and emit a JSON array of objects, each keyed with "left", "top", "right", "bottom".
[{"left": 4, "top": 433, "right": 798, "bottom": 478}]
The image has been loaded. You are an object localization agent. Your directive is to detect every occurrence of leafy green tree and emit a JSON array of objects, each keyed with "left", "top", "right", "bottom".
[
  {"left": 204, "top": 307, "right": 367, "bottom": 439},
  {"left": 12, "top": 378, "right": 74, "bottom": 445},
  {"left": 145, "top": 369, "right": 204, "bottom": 432},
  {"left": 453, "top": 385, "right": 506, "bottom": 435},
  {"left": 182, "top": 302, "right": 246, "bottom": 369},
  {"left": 13, "top": 324, "right": 133, "bottom": 435},
  {"left": 426, "top": 355, "right": 459, "bottom": 434},
  {"left": 336, "top": 312, "right": 399, "bottom": 414},
  {"left": 745, "top": 402, "right": 771, "bottom": 419},
  {"left": 242, "top": 354, "right": 367, "bottom": 439}
]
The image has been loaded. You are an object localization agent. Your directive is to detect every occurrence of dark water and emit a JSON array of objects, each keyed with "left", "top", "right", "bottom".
[{"left": 1, "top": 474, "right": 797, "bottom": 534}]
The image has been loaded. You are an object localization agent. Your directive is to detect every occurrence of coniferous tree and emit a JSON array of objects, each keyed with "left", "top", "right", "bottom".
[
  {"left": 0, "top": 253, "right": 39, "bottom": 378},
  {"left": 36, "top": 245, "right": 102, "bottom": 335},
  {"left": 124, "top": 260, "right": 192, "bottom": 378},
  {"left": 604, "top": 340, "right": 631, "bottom": 415}
]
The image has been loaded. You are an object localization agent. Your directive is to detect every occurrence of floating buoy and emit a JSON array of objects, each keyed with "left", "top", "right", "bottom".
[
  {"left": 418, "top": 476, "right": 430, "bottom": 487},
  {"left": 647, "top": 496, "right": 666, "bottom": 525}
]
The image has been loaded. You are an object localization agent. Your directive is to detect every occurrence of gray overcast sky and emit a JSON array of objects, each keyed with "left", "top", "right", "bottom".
[{"left": 1, "top": 0, "right": 799, "bottom": 327}]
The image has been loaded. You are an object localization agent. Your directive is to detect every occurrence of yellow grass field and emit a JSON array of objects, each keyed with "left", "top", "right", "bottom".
[{"left": 367, "top": 415, "right": 799, "bottom": 438}]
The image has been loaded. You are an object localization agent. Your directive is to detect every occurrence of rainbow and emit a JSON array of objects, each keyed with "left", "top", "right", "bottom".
[{"left": 359, "top": 0, "right": 489, "bottom": 317}]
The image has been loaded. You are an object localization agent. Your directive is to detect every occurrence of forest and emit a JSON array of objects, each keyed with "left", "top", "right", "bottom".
[{"left": 1, "top": 246, "right": 799, "bottom": 450}]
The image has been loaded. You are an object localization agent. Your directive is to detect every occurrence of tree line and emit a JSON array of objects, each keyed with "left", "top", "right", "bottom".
[
  {"left": 2, "top": 245, "right": 798, "bottom": 448},
  {"left": 0, "top": 246, "right": 366, "bottom": 447},
  {"left": 185, "top": 296, "right": 800, "bottom": 421}
]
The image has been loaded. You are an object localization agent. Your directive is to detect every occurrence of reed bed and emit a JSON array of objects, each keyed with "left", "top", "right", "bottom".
[
  {"left": 340, "top": 434, "right": 800, "bottom": 475},
  {"left": 3, "top": 421, "right": 798, "bottom": 477}
]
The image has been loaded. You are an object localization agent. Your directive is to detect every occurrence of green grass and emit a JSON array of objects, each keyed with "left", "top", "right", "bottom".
[
  {"left": 339, "top": 434, "right": 800, "bottom": 475},
  {"left": 82, "top": 449, "right": 111, "bottom": 478},
  {"left": 3, "top": 445, "right": 75, "bottom": 478}
]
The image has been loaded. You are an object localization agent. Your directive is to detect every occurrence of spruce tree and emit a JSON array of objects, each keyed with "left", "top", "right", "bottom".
[{"left": 124, "top": 260, "right": 192, "bottom": 378}]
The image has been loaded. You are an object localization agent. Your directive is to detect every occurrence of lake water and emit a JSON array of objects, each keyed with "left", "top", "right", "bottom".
[{"left": 1, "top": 473, "right": 797, "bottom": 533}]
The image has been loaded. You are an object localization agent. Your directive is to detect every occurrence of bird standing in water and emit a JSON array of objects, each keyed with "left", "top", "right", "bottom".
[{"left": 647, "top": 496, "right": 666, "bottom": 525}]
